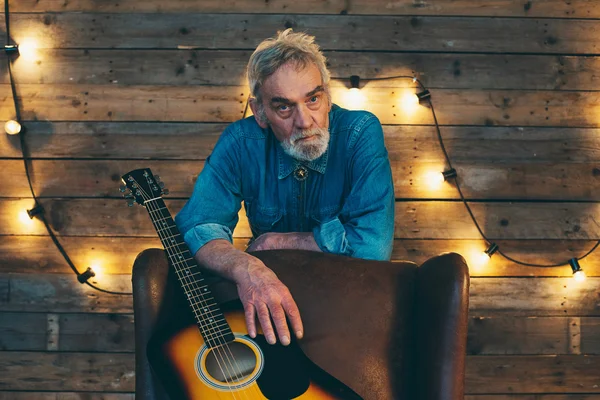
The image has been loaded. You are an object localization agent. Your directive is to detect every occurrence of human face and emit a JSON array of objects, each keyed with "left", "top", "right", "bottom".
[{"left": 252, "top": 61, "right": 331, "bottom": 162}]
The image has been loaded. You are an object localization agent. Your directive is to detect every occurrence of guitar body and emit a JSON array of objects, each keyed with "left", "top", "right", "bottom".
[{"left": 147, "top": 301, "right": 361, "bottom": 400}]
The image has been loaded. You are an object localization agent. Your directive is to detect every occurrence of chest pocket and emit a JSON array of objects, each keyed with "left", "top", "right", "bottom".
[{"left": 246, "top": 201, "right": 283, "bottom": 237}]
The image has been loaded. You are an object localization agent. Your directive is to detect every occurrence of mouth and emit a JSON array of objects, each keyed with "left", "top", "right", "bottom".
[{"left": 295, "top": 135, "right": 317, "bottom": 143}]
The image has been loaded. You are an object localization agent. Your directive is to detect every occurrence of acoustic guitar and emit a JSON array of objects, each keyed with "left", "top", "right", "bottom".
[{"left": 121, "top": 168, "right": 362, "bottom": 400}]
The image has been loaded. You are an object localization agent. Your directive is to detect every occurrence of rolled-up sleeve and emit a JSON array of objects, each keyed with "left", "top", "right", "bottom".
[
  {"left": 174, "top": 125, "right": 242, "bottom": 256},
  {"left": 313, "top": 114, "right": 395, "bottom": 261}
]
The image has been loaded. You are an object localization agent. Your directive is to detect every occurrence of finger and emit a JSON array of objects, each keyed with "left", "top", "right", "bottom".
[
  {"left": 243, "top": 302, "right": 257, "bottom": 338},
  {"left": 268, "top": 301, "right": 290, "bottom": 346},
  {"left": 256, "top": 302, "right": 276, "bottom": 345},
  {"left": 282, "top": 295, "right": 304, "bottom": 340}
]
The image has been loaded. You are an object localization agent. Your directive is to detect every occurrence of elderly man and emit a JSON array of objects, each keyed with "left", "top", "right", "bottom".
[{"left": 175, "top": 29, "right": 394, "bottom": 348}]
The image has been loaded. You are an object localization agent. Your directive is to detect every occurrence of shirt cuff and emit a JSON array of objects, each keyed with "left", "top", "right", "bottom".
[
  {"left": 182, "top": 223, "right": 233, "bottom": 256},
  {"left": 313, "top": 217, "right": 354, "bottom": 257}
]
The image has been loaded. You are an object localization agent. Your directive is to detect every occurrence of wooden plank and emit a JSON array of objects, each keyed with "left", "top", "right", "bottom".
[
  {"left": 5, "top": 0, "right": 600, "bottom": 18},
  {"left": 2, "top": 50, "right": 598, "bottom": 92},
  {"left": 3, "top": 158, "right": 599, "bottom": 200},
  {"left": 0, "top": 394, "right": 133, "bottom": 400},
  {"left": 0, "top": 84, "right": 247, "bottom": 123},
  {"left": 2, "top": 84, "right": 600, "bottom": 127},
  {"left": 2, "top": 236, "right": 599, "bottom": 277},
  {"left": 4, "top": 123, "right": 600, "bottom": 163},
  {"left": 0, "top": 312, "right": 134, "bottom": 352},
  {"left": 0, "top": 352, "right": 598, "bottom": 394},
  {"left": 0, "top": 352, "right": 134, "bottom": 392},
  {"left": 468, "top": 317, "right": 572, "bottom": 355},
  {"left": 582, "top": 317, "right": 600, "bottom": 354},
  {"left": 466, "top": 355, "right": 600, "bottom": 394},
  {"left": 1, "top": 274, "right": 598, "bottom": 315},
  {"left": 3, "top": 14, "right": 600, "bottom": 54},
  {"left": 3, "top": 198, "right": 600, "bottom": 240},
  {"left": 4, "top": 312, "right": 600, "bottom": 355},
  {"left": 469, "top": 278, "right": 600, "bottom": 317},
  {"left": 0, "top": 312, "right": 47, "bottom": 351}
]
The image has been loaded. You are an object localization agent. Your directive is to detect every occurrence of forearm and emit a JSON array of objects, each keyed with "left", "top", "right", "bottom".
[
  {"left": 195, "top": 239, "right": 263, "bottom": 283},
  {"left": 247, "top": 232, "right": 322, "bottom": 252}
]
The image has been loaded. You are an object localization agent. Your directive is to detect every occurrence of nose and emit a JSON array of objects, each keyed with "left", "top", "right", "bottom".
[{"left": 294, "top": 104, "right": 312, "bottom": 130}]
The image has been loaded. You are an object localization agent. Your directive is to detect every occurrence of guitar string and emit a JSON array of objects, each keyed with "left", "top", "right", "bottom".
[
  {"left": 137, "top": 184, "right": 243, "bottom": 399},
  {"left": 144, "top": 203, "right": 254, "bottom": 398},
  {"left": 149, "top": 208, "right": 264, "bottom": 400},
  {"left": 139, "top": 183, "right": 259, "bottom": 398}
]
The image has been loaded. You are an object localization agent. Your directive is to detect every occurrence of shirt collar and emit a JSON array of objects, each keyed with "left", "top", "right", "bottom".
[{"left": 277, "top": 141, "right": 329, "bottom": 179}]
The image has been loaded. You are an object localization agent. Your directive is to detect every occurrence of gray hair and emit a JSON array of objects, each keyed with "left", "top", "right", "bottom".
[{"left": 247, "top": 29, "right": 331, "bottom": 122}]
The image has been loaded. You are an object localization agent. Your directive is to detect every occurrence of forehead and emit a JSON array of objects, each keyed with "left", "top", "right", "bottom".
[{"left": 261, "top": 61, "right": 323, "bottom": 101}]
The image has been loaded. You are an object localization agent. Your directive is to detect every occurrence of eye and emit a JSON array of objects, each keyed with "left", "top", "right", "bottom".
[
  {"left": 309, "top": 96, "right": 319, "bottom": 103},
  {"left": 278, "top": 104, "right": 290, "bottom": 112}
]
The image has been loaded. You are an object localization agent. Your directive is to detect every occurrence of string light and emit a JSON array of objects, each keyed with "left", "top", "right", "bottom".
[
  {"left": 2, "top": 0, "right": 594, "bottom": 289},
  {"left": 477, "top": 242, "right": 499, "bottom": 266}
]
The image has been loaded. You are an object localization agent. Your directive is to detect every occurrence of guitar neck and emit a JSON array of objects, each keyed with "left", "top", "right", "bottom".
[{"left": 144, "top": 197, "right": 235, "bottom": 348}]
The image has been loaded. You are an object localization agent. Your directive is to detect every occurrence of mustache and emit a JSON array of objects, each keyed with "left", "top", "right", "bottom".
[{"left": 290, "top": 127, "right": 328, "bottom": 143}]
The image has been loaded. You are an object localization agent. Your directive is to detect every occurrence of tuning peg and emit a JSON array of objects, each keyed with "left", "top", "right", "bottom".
[
  {"left": 127, "top": 199, "right": 135, "bottom": 207},
  {"left": 154, "top": 175, "right": 161, "bottom": 182},
  {"left": 119, "top": 185, "right": 127, "bottom": 192},
  {"left": 158, "top": 182, "right": 165, "bottom": 188},
  {"left": 163, "top": 189, "right": 170, "bottom": 195},
  {"left": 123, "top": 193, "right": 134, "bottom": 199}
]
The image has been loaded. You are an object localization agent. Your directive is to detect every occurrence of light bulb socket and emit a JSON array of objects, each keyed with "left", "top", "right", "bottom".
[
  {"left": 416, "top": 89, "right": 431, "bottom": 103},
  {"left": 350, "top": 75, "right": 360, "bottom": 89},
  {"left": 569, "top": 258, "right": 583, "bottom": 274},
  {"left": 485, "top": 243, "right": 499, "bottom": 257},
  {"left": 4, "top": 44, "right": 19, "bottom": 55},
  {"left": 442, "top": 168, "right": 457, "bottom": 181},
  {"left": 27, "top": 204, "right": 45, "bottom": 219},
  {"left": 77, "top": 267, "right": 96, "bottom": 284}
]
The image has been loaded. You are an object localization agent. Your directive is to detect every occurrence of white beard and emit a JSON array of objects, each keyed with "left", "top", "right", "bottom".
[{"left": 281, "top": 127, "right": 330, "bottom": 162}]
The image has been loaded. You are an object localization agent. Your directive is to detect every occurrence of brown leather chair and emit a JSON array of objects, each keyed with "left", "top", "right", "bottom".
[{"left": 132, "top": 249, "right": 469, "bottom": 400}]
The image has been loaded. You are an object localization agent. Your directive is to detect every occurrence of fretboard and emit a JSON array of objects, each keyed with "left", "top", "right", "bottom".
[{"left": 144, "top": 197, "right": 235, "bottom": 348}]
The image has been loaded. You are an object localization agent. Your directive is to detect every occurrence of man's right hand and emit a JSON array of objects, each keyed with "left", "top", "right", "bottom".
[
  {"left": 195, "top": 239, "right": 303, "bottom": 346},
  {"left": 232, "top": 259, "right": 304, "bottom": 346}
]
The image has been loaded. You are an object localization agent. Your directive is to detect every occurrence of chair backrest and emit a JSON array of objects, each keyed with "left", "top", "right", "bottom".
[{"left": 132, "top": 249, "right": 469, "bottom": 400}]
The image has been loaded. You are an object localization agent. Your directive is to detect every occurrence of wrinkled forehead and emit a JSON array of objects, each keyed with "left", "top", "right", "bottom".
[{"left": 260, "top": 61, "right": 324, "bottom": 102}]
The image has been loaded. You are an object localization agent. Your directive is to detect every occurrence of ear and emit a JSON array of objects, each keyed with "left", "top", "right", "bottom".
[{"left": 249, "top": 98, "right": 269, "bottom": 129}]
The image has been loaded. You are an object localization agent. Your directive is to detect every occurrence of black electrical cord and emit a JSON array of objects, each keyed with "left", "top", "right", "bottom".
[
  {"left": 4, "top": 0, "right": 131, "bottom": 295},
  {"left": 330, "top": 74, "right": 598, "bottom": 270}
]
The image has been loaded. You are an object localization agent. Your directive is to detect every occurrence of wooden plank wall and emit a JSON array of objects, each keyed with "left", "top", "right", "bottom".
[{"left": 1, "top": 0, "right": 599, "bottom": 398}]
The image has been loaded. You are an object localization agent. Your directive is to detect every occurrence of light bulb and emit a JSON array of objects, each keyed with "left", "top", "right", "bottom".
[
  {"left": 424, "top": 171, "right": 445, "bottom": 190},
  {"left": 573, "top": 269, "right": 586, "bottom": 282},
  {"left": 18, "top": 210, "right": 34, "bottom": 226},
  {"left": 345, "top": 87, "right": 367, "bottom": 110},
  {"left": 5, "top": 120, "right": 21, "bottom": 135}
]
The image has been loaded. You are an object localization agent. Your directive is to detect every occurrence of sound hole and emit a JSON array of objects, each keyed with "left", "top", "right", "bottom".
[{"left": 205, "top": 341, "right": 257, "bottom": 383}]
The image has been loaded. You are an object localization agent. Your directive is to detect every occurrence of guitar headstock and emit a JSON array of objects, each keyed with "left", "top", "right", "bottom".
[{"left": 120, "top": 168, "right": 169, "bottom": 207}]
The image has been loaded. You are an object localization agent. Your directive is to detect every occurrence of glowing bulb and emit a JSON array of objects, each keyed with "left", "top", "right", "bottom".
[
  {"left": 399, "top": 91, "right": 421, "bottom": 116},
  {"left": 573, "top": 270, "right": 586, "bottom": 282},
  {"left": 424, "top": 171, "right": 445, "bottom": 190},
  {"left": 16, "top": 39, "right": 38, "bottom": 61},
  {"left": 89, "top": 262, "right": 103, "bottom": 281},
  {"left": 478, "top": 251, "right": 491, "bottom": 265},
  {"left": 19, "top": 210, "right": 34, "bottom": 226},
  {"left": 344, "top": 87, "right": 367, "bottom": 110},
  {"left": 5, "top": 120, "right": 21, "bottom": 135}
]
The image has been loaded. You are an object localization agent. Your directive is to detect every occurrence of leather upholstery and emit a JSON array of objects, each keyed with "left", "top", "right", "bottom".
[{"left": 132, "top": 249, "right": 469, "bottom": 400}]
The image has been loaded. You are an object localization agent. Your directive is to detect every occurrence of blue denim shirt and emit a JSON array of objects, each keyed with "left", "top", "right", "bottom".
[{"left": 175, "top": 104, "right": 395, "bottom": 261}]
